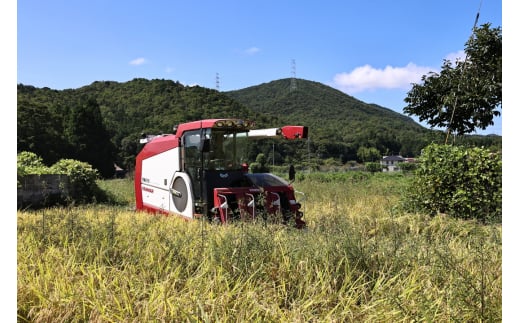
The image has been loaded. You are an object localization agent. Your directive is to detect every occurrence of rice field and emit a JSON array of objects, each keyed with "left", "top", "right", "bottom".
[{"left": 17, "top": 174, "right": 502, "bottom": 322}]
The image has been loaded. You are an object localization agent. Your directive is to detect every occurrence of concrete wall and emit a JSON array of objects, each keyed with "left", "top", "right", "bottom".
[{"left": 17, "top": 174, "right": 71, "bottom": 209}]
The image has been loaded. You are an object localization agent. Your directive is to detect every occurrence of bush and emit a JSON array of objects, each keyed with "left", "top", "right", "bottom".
[
  {"left": 18, "top": 152, "right": 107, "bottom": 205},
  {"left": 399, "top": 161, "right": 417, "bottom": 173},
  {"left": 17, "top": 151, "right": 49, "bottom": 176},
  {"left": 50, "top": 159, "right": 106, "bottom": 203},
  {"left": 249, "top": 162, "right": 269, "bottom": 173},
  {"left": 365, "top": 162, "right": 382, "bottom": 173},
  {"left": 401, "top": 143, "right": 501, "bottom": 222}
]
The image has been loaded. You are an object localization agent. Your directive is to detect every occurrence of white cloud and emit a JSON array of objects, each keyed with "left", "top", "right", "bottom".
[
  {"left": 244, "top": 47, "right": 260, "bottom": 55},
  {"left": 333, "top": 63, "right": 435, "bottom": 94},
  {"left": 129, "top": 57, "right": 147, "bottom": 66}
]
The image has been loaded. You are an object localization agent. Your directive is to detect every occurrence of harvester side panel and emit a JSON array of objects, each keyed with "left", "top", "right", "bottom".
[
  {"left": 135, "top": 135, "right": 179, "bottom": 210},
  {"left": 141, "top": 183, "right": 170, "bottom": 213},
  {"left": 139, "top": 147, "right": 180, "bottom": 213}
]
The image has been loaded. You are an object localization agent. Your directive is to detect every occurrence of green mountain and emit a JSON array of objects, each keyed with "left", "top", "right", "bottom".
[
  {"left": 18, "top": 79, "right": 281, "bottom": 172},
  {"left": 226, "top": 78, "right": 419, "bottom": 126},
  {"left": 18, "top": 77, "right": 500, "bottom": 175},
  {"left": 225, "top": 78, "right": 433, "bottom": 158}
]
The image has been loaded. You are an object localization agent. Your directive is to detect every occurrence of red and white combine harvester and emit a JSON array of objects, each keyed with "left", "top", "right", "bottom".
[{"left": 135, "top": 119, "right": 308, "bottom": 228}]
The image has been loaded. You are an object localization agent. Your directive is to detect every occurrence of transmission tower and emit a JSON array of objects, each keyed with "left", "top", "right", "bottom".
[
  {"left": 290, "top": 59, "right": 297, "bottom": 91},
  {"left": 215, "top": 72, "right": 220, "bottom": 91}
]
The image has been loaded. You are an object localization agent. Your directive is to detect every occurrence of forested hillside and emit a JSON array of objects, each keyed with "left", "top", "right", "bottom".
[
  {"left": 226, "top": 78, "right": 434, "bottom": 160},
  {"left": 18, "top": 79, "right": 278, "bottom": 176},
  {"left": 17, "top": 78, "right": 501, "bottom": 177}
]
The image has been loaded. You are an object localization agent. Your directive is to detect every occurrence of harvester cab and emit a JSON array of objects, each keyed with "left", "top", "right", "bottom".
[{"left": 135, "top": 118, "right": 308, "bottom": 228}]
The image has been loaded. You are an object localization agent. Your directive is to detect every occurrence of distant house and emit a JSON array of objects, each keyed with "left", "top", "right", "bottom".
[
  {"left": 114, "top": 163, "right": 127, "bottom": 178},
  {"left": 380, "top": 155, "right": 406, "bottom": 172}
]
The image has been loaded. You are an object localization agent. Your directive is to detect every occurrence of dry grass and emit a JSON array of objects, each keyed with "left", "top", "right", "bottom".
[{"left": 18, "top": 174, "right": 501, "bottom": 322}]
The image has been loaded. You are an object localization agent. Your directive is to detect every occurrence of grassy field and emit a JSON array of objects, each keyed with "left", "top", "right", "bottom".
[{"left": 17, "top": 173, "right": 502, "bottom": 322}]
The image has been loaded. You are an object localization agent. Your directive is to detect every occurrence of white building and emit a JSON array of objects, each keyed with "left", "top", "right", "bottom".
[{"left": 380, "top": 155, "right": 406, "bottom": 172}]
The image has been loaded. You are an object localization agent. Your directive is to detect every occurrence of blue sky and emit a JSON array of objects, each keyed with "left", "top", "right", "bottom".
[{"left": 17, "top": 0, "right": 503, "bottom": 135}]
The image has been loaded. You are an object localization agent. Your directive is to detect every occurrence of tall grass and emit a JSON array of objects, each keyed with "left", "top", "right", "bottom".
[{"left": 18, "top": 173, "right": 501, "bottom": 322}]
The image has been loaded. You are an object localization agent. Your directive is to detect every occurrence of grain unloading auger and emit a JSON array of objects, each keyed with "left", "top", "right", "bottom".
[{"left": 135, "top": 119, "right": 308, "bottom": 228}]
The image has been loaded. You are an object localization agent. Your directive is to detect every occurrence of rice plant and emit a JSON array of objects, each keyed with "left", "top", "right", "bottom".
[{"left": 18, "top": 174, "right": 501, "bottom": 322}]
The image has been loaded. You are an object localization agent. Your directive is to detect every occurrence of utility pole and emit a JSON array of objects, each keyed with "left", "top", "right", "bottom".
[
  {"left": 307, "top": 136, "right": 310, "bottom": 172},
  {"left": 272, "top": 143, "right": 275, "bottom": 167},
  {"left": 290, "top": 59, "right": 297, "bottom": 92}
]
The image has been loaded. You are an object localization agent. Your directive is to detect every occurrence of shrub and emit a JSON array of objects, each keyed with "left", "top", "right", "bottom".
[
  {"left": 249, "top": 162, "right": 269, "bottom": 173},
  {"left": 50, "top": 159, "right": 105, "bottom": 203},
  {"left": 17, "top": 151, "right": 50, "bottom": 176},
  {"left": 365, "top": 162, "right": 382, "bottom": 173},
  {"left": 401, "top": 143, "right": 501, "bottom": 222},
  {"left": 399, "top": 161, "right": 417, "bottom": 173},
  {"left": 17, "top": 151, "right": 107, "bottom": 205}
]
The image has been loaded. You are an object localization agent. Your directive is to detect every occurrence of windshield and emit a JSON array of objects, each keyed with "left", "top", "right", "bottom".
[{"left": 203, "top": 129, "right": 248, "bottom": 170}]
